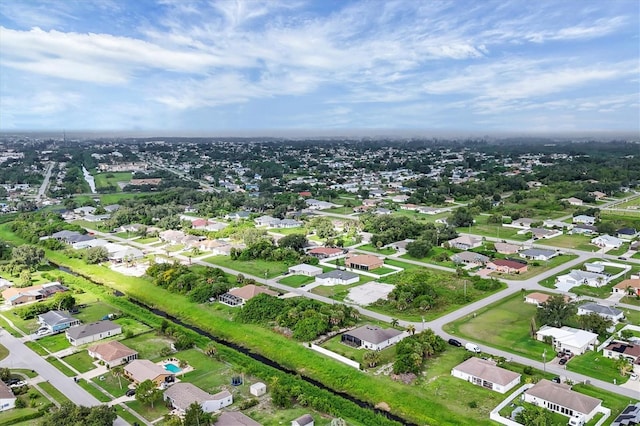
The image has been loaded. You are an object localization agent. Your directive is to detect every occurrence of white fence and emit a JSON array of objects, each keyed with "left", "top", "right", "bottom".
[{"left": 308, "top": 344, "right": 361, "bottom": 369}]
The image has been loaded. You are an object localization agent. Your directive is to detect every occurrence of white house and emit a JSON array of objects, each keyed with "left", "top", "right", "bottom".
[
  {"left": 340, "top": 325, "right": 404, "bottom": 351},
  {"left": 573, "top": 215, "right": 596, "bottom": 226},
  {"left": 523, "top": 379, "right": 602, "bottom": 425},
  {"left": 315, "top": 270, "right": 359, "bottom": 286},
  {"left": 566, "top": 197, "right": 584, "bottom": 206},
  {"left": 577, "top": 303, "right": 624, "bottom": 324},
  {"left": 446, "top": 235, "right": 482, "bottom": 250},
  {"left": 291, "top": 414, "right": 314, "bottom": 426},
  {"left": 0, "top": 382, "right": 16, "bottom": 412},
  {"left": 602, "top": 341, "right": 640, "bottom": 374},
  {"left": 556, "top": 270, "right": 609, "bottom": 288},
  {"left": 591, "top": 235, "right": 624, "bottom": 249},
  {"left": 504, "top": 218, "right": 536, "bottom": 229},
  {"left": 66, "top": 320, "right": 122, "bottom": 346},
  {"left": 519, "top": 248, "right": 558, "bottom": 261},
  {"left": 536, "top": 326, "right": 598, "bottom": 355},
  {"left": 451, "top": 357, "right": 520, "bottom": 394},
  {"left": 584, "top": 263, "right": 605, "bottom": 273},
  {"left": 164, "top": 382, "right": 232, "bottom": 413},
  {"left": 249, "top": 382, "right": 266, "bottom": 397},
  {"left": 288, "top": 264, "right": 323, "bottom": 277}
]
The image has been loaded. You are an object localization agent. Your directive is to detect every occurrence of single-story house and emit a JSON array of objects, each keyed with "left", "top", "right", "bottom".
[
  {"left": 345, "top": 254, "right": 383, "bottom": 271},
  {"left": 288, "top": 264, "right": 323, "bottom": 277},
  {"left": 292, "top": 414, "right": 314, "bottom": 426},
  {"left": 591, "top": 235, "right": 624, "bottom": 249},
  {"left": 341, "top": 325, "right": 404, "bottom": 351},
  {"left": 617, "top": 227, "right": 638, "bottom": 240},
  {"left": 124, "top": 359, "right": 173, "bottom": 386},
  {"left": 602, "top": 341, "right": 640, "bottom": 365},
  {"left": 451, "top": 357, "right": 521, "bottom": 394},
  {"left": 573, "top": 215, "right": 596, "bottom": 226},
  {"left": 571, "top": 224, "right": 599, "bottom": 235},
  {"left": 74, "top": 206, "right": 97, "bottom": 215},
  {"left": 387, "top": 239, "right": 414, "bottom": 251},
  {"left": 613, "top": 279, "right": 640, "bottom": 296},
  {"left": 450, "top": 251, "right": 490, "bottom": 266},
  {"left": 254, "top": 215, "right": 280, "bottom": 227},
  {"left": 556, "top": 270, "right": 609, "bottom": 288},
  {"left": 218, "top": 285, "right": 278, "bottom": 307},
  {"left": 159, "top": 230, "right": 187, "bottom": 244},
  {"left": 0, "top": 382, "right": 16, "bottom": 412},
  {"left": 536, "top": 326, "right": 598, "bottom": 355},
  {"left": 88, "top": 341, "right": 138, "bottom": 368},
  {"left": 315, "top": 270, "right": 359, "bottom": 286},
  {"left": 38, "top": 310, "right": 81, "bottom": 333},
  {"left": 304, "top": 199, "right": 338, "bottom": 210},
  {"left": 505, "top": 218, "right": 536, "bottom": 229},
  {"left": 612, "top": 402, "right": 640, "bottom": 426},
  {"left": 216, "top": 412, "right": 261, "bottom": 426},
  {"left": 446, "top": 235, "right": 482, "bottom": 250},
  {"left": 566, "top": 197, "right": 584, "bottom": 206},
  {"left": 577, "top": 303, "right": 624, "bottom": 324},
  {"left": 224, "top": 211, "right": 252, "bottom": 220},
  {"left": 486, "top": 259, "right": 528, "bottom": 274},
  {"left": 109, "top": 247, "right": 144, "bottom": 262},
  {"left": 164, "top": 382, "right": 232, "bottom": 413},
  {"left": 307, "top": 247, "right": 344, "bottom": 259},
  {"left": 523, "top": 379, "right": 602, "bottom": 425},
  {"left": 524, "top": 292, "right": 553, "bottom": 306},
  {"left": 494, "top": 242, "right": 521, "bottom": 255},
  {"left": 590, "top": 191, "right": 607, "bottom": 200},
  {"left": 543, "top": 219, "right": 574, "bottom": 230},
  {"left": 2, "top": 282, "right": 67, "bottom": 306},
  {"left": 528, "top": 228, "right": 562, "bottom": 239},
  {"left": 66, "top": 320, "right": 122, "bottom": 346},
  {"left": 584, "top": 263, "right": 605, "bottom": 273},
  {"left": 519, "top": 248, "right": 558, "bottom": 261},
  {"left": 249, "top": 382, "right": 266, "bottom": 397}
]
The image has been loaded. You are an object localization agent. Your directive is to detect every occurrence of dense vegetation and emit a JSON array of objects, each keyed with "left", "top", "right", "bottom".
[
  {"left": 146, "top": 262, "right": 232, "bottom": 303},
  {"left": 393, "top": 329, "right": 447, "bottom": 374}
]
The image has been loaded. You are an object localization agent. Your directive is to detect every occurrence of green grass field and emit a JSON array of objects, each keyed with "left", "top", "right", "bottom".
[
  {"left": 121, "top": 332, "right": 175, "bottom": 360},
  {"left": 92, "top": 370, "right": 130, "bottom": 398},
  {"left": 357, "top": 244, "right": 397, "bottom": 255},
  {"left": 62, "top": 351, "right": 97, "bottom": 373},
  {"left": 94, "top": 172, "right": 132, "bottom": 191},
  {"left": 400, "top": 246, "right": 458, "bottom": 268},
  {"left": 444, "top": 292, "right": 551, "bottom": 360},
  {"left": 540, "top": 233, "right": 597, "bottom": 251},
  {"left": 278, "top": 275, "right": 315, "bottom": 287},
  {"left": 203, "top": 256, "right": 294, "bottom": 278},
  {"left": 36, "top": 333, "right": 71, "bottom": 354},
  {"left": 566, "top": 351, "right": 629, "bottom": 384}
]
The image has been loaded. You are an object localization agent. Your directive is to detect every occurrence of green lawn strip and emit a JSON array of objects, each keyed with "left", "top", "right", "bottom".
[
  {"left": 92, "top": 371, "right": 129, "bottom": 398},
  {"left": 0, "top": 343, "right": 8, "bottom": 361},
  {"left": 371, "top": 267, "right": 396, "bottom": 275},
  {"left": 270, "top": 227, "right": 307, "bottom": 235},
  {"left": 114, "top": 404, "right": 141, "bottom": 425},
  {"left": 38, "top": 381, "right": 71, "bottom": 404},
  {"left": 357, "top": 244, "right": 397, "bottom": 255},
  {"left": 444, "top": 291, "right": 552, "bottom": 361},
  {"left": 0, "top": 405, "right": 47, "bottom": 425},
  {"left": 25, "top": 341, "right": 49, "bottom": 356},
  {"left": 0, "top": 315, "right": 23, "bottom": 337},
  {"left": 135, "top": 237, "right": 160, "bottom": 244},
  {"left": 278, "top": 275, "right": 315, "bottom": 287},
  {"left": 566, "top": 351, "right": 628, "bottom": 384},
  {"left": 13, "top": 369, "right": 39, "bottom": 379},
  {"left": 202, "top": 256, "right": 293, "bottom": 278},
  {"left": 62, "top": 351, "right": 97, "bottom": 373},
  {"left": 381, "top": 259, "right": 422, "bottom": 272},
  {"left": 78, "top": 379, "right": 111, "bottom": 402},
  {"left": 5, "top": 228, "right": 493, "bottom": 425},
  {"left": 125, "top": 399, "right": 169, "bottom": 422},
  {"left": 45, "top": 356, "right": 76, "bottom": 376},
  {"left": 621, "top": 296, "right": 640, "bottom": 306},
  {"left": 571, "top": 383, "right": 640, "bottom": 421}
]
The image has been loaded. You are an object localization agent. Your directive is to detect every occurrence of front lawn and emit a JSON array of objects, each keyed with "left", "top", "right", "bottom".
[
  {"left": 357, "top": 244, "right": 397, "bottom": 255},
  {"left": 46, "top": 356, "right": 76, "bottom": 376},
  {"left": 203, "top": 256, "right": 292, "bottom": 279},
  {"left": 92, "top": 370, "right": 130, "bottom": 398},
  {"left": 38, "top": 381, "right": 71, "bottom": 404},
  {"left": 126, "top": 399, "right": 169, "bottom": 422},
  {"left": 63, "top": 351, "right": 97, "bottom": 373},
  {"left": 566, "top": 351, "right": 628, "bottom": 384},
  {"left": 371, "top": 266, "right": 397, "bottom": 276},
  {"left": 278, "top": 275, "right": 315, "bottom": 288},
  {"left": 36, "top": 333, "right": 71, "bottom": 354},
  {"left": 444, "top": 292, "right": 552, "bottom": 360},
  {"left": 78, "top": 379, "right": 111, "bottom": 402}
]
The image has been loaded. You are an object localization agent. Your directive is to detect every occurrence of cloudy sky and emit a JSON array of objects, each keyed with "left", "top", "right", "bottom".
[{"left": 1, "top": 0, "right": 638, "bottom": 134}]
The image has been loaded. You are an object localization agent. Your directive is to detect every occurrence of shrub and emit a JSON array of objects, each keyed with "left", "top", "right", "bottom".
[{"left": 468, "top": 401, "right": 478, "bottom": 408}]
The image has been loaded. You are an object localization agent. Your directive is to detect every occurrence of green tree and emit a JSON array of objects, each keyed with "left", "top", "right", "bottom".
[
  {"left": 515, "top": 404, "right": 554, "bottom": 426},
  {"left": 51, "top": 292, "right": 76, "bottom": 311},
  {"left": 406, "top": 239, "right": 432, "bottom": 258},
  {"left": 19, "top": 269, "right": 32, "bottom": 286},
  {"left": 536, "top": 295, "right": 575, "bottom": 328},
  {"left": 135, "top": 379, "right": 162, "bottom": 408},
  {"left": 578, "top": 312, "right": 613, "bottom": 336},
  {"left": 363, "top": 350, "right": 380, "bottom": 368},
  {"left": 278, "top": 233, "right": 308, "bottom": 251},
  {"left": 11, "top": 245, "right": 44, "bottom": 271},
  {"left": 85, "top": 246, "right": 108, "bottom": 264},
  {"left": 205, "top": 343, "right": 218, "bottom": 358},
  {"left": 183, "top": 402, "right": 213, "bottom": 426}
]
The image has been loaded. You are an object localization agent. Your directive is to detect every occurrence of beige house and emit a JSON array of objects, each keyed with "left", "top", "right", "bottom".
[
  {"left": 88, "top": 341, "right": 138, "bottom": 368},
  {"left": 451, "top": 357, "right": 520, "bottom": 394},
  {"left": 523, "top": 379, "right": 602, "bottom": 425},
  {"left": 345, "top": 254, "right": 383, "bottom": 271},
  {"left": 124, "top": 359, "right": 173, "bottom": 386}
]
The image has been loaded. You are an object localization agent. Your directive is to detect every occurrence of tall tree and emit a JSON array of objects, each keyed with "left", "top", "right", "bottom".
[
  {"left": 536, "top": 295, "right": 575, "bottom": 328},
  {"left": 135, "top": 379, "right": 162, "bottom": 408},
  {"left": 11, "top": 245, "right": 44, "bottom": 271},
  {"left": 183, "top": 402, "right": 213, "bottom": 426}
]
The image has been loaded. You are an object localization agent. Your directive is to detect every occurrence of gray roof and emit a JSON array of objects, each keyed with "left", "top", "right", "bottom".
[
  {"left": 579, "top": 302, "right": 623, "bottom": 317},
  {"left": 164, "top": 382, "right": 222, "bottom": 410},
  {"left": 39, "top": 310, "right": 76, "bottom": 327},
  {"left": 216, "top": 412, "right": 261, "bottom": 426},
  {"left": 66, "top": 320, "right": 120, "bottom": 340},
  {"left": 525, "top": 379, "right": 601, "bottom": 415},
  {"left": 520, "top": 248, "right": 556, "bottom": 257},
  {"left": 453, "top": 357, "right": 520, "bottom": 386},
  {"left": 293, "top": 414, "right": 314, "bottom": 426},
  {"left": 451, "top": 251, "right": 489, "bottom": 263},
  {"left": 316, "top": 270, "right": 359, "bottom": 280},
  {"left": 0, "top": 381, "right": 15, "bottom": 399},
  {"left": 344, "top": 325, "right": 403, "bottom": 345}
]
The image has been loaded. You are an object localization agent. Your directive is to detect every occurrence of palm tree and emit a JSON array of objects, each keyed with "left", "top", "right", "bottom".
[
  {"left": 112, "top": 366, "right": 124, "bottom": 390},
  {"left": 205, "top": 343, "right": 218, "bottom": 358},
  {"left": 407, "top": 324, "right": 416, "bottom": 335},
  {"left": 363, "top": 350, "right": 380, "bottom": 368},
  {"left": 390, "top": 318, "right": 400, "bottom": 327}
]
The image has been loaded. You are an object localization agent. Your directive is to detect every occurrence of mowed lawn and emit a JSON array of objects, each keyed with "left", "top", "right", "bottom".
[
  {"left": 278, "top": 275, "right": 315, "bottom": 287},
  {"left": 444, "top": 292, "right": 550, "bottom": 360},
  {"left": 202, "top": 256, "right": 293, "bottom": 278}
]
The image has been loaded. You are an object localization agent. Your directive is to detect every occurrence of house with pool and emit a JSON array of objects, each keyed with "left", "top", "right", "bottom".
[{"left": 124, "top": 359, "right": 174, "bottom": 386}]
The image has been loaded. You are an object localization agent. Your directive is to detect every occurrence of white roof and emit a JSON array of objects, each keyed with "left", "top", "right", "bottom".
[
  {"left": 537, "top": 326, "right": 598, "bottom": 348},
  {"left": 289, "top": 264, "right": 322, "bottom": 273}
]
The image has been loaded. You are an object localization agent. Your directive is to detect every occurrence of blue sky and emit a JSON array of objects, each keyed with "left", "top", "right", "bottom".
[{"left": 0, "top": 0, "right": 638, "bottom": 134}]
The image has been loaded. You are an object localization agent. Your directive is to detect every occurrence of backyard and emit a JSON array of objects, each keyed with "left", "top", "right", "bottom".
[{"left": 566, "top": 350, "right": 629, "bottom": 384}]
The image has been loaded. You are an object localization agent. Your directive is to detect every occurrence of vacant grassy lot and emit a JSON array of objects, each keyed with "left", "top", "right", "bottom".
[
  {"left": 278, "top": 275, "right": 315, "bottom": 287},
  {"left": 74, "top": 301, "right": 117, "bottom": 323},
  {"left": 37, "top": 333, "right": 71, "bottom": 354},
  {"left": 94, "top": 172, "right": 132, "bottom": 190},
  {"left": 114, "top": 316, "right": 153, "bottom": 336},
  {"left": 444, "top": 292, "right": 551, "bottom": 360},
  {"left": 126, "top": 399, "right": 169, "bottom": 422},
  {"left": 567, "top": 351, "right": 628, "bottom": 384},
  {"left": 542, "top": 233, "right": 598, "bottom": 251},
  {"left": 357, "top": 244, "right": 397, "bottom": 255},
  {"left": 135, "top": 236, "right": 160, "bottom": 244},
  {"left": 203, "top": 256, "right": 292, "bottom": 278},
  {"left": 121, "top": 332, "right": 174, "bottom": 360},
  {"left": 400, "top": 246, "right": 457, "bottom": 268},
  {"left": 63, "top": 351, "right": 96, "bottom": 373}
]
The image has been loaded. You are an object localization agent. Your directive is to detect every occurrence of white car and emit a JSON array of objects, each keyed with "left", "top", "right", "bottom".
[{"left": 630, "top": 373, "right": 639, "bottom": 381}]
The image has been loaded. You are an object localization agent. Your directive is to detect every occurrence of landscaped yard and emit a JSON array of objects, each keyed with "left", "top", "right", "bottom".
[
  {"left": 203, "top": 256, "right": 293, "bottom": 278},
  {"left": 444, "top": 292, "right": 552, "bottom": 361},
  {"left": 126, "top": 399, "right": 169, "bottom": 422},
  {"left": 92, "top": 370, "right": 130, "bottom": 398}
]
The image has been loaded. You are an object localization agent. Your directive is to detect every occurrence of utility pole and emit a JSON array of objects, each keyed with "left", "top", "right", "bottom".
[{"left": 542, "top": 349, "right": 547, "bottom": 373}]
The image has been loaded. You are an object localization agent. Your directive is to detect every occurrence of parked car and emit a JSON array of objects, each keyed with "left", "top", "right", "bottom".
[
  {"left": 465, "top": 342, "right": 481, "bottom": 353},
  {"left": 125, "top": 389, "right": 136, "bottom": 397},
  {"left": 559, "top": 357, "right": 568, "bottom": 365},
  {"left": 4, "top": 378, "right": 20, "bottom": 386},
  {"left": 630, "top": 373, "right": 638, "bottom": 381},
  {"left": 448, "top": 338, "right": 462, "bottom": 347},
  {"left": 552, "top": 376, "right": 561, "bottom": 383}
]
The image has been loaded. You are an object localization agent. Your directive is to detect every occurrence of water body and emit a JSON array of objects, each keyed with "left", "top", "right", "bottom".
[{"left": 82, "top": 166, "right": 96, "bottom": 193}]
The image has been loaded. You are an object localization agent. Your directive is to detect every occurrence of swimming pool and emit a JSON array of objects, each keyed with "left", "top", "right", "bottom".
[{"left": 164, "top": 363, "right": 182, "bottom": 374}]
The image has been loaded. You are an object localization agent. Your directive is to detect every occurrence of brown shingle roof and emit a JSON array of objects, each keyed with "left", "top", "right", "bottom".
[
  {"left": 216, "top": 412, "right": 261, "bottom": 426},
  {"left": 88, "top": 341, "right": 137, "bottom": 362},
  {"left": 228, "top": 285, "right": 277, "bottom": 301},
  {"left": 346, "top": 254, "right": 382, "bottom": 267},
  {"left": 525, "top": 379, "right": 601, "bottom": 415}
]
